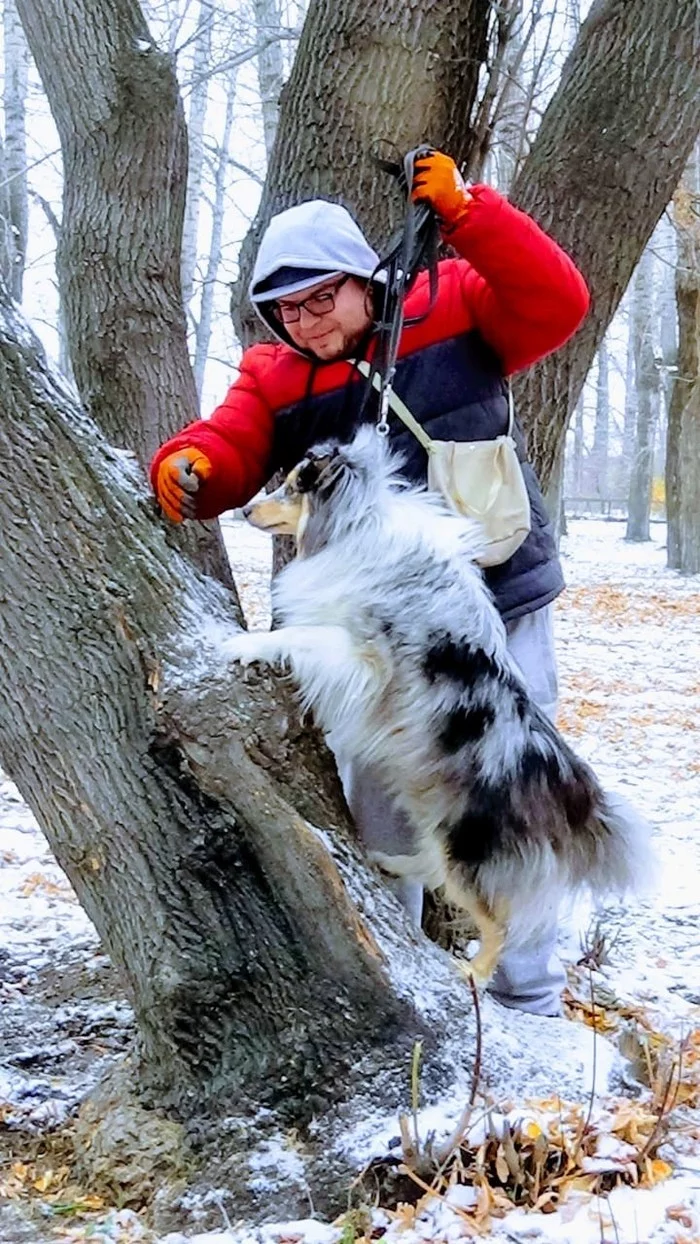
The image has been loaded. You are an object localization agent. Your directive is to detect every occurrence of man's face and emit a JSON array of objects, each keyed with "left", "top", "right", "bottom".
[{"left": 272, "top": 275, "right": 373, "bottom": 360}]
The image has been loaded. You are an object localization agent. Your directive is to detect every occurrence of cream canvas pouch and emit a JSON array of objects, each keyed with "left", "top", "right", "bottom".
[{"left": 355, "top": 361, "right": 531, "bottom": 568}]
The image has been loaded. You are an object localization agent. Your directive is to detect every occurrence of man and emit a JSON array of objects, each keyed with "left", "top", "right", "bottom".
[{"left": 151, "top": 150, "right": 589, "bottom": 1016}]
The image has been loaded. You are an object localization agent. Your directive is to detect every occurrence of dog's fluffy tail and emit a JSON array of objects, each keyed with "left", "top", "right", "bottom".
[
  {"left": 587, "top": 787, "right": 655, "bottom": 899},
  {"left": 471, "top": 781, "right": 655, "bottom": 950}
]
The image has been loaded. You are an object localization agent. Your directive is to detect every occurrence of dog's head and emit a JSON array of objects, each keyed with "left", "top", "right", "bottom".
[{"left": 242, "top": 426, "right": 400, "bottom": 554}]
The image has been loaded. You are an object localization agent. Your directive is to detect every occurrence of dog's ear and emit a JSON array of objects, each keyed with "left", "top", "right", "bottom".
[
  {"left": 295, "top": 455, "right": 322, "bottom": 494},
  {"left": 296, "top": 447, "right": 344, "bottom": 496}
]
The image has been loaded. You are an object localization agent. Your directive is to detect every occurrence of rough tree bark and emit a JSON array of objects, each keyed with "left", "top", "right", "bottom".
[
  {"left": 232, "top": 0, "right": 492, "bottom": 343},
  {"left": 626, "top": 248, "right": 659, "bottom": 542},
  {"left": 667, "top": 155, "right": 700, "bottom": 572},
  {"left": 16, "top": 0, "right": 237, "bottom": 594},
  {"left": 510, "top": 0, "right": 700, "bottom": 491},
  {"left": 0, "top": 285, "right": 425, "bottom": 1112},
  {"left": 15, "top": 0, "right": 193, "bottom": 463}
]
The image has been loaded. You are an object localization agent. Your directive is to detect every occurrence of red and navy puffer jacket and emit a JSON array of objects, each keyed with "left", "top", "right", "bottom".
[{"left": 151, "top": 186, "right": 589, "bottom": 621}]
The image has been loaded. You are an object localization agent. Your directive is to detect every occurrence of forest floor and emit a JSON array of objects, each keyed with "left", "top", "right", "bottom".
[{"left": 0, "top": 518, "right": 698, "bottom": 1244}]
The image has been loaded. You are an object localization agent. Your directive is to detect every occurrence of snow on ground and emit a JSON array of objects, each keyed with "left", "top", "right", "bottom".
[{"left": 1, "top": 518, "right": 699, "bottom": 1243}]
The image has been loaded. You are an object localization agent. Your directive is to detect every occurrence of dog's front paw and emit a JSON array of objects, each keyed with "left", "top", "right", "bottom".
[{"left": 221, "top": 633, "right": 268, "bottom": 668}]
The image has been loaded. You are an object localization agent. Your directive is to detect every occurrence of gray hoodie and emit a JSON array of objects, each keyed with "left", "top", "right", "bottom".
[{"left": 248, "top": 200, "right": 380, "bottom": 349}]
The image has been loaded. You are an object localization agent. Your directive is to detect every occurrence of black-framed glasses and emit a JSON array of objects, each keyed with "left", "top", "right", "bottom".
[{"left": 271, "top": 274, "right": 351, "bottom": 325}]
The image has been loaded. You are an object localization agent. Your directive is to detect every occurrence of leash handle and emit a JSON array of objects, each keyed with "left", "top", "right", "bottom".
[{"left": 360, "top": 145, "right": 441, "bottom": 436}]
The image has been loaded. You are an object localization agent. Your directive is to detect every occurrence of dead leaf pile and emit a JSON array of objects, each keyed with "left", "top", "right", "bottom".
[
  {"left": 355, "top": 1086, "right": 683, "bottom": 1239},
  {"left": 0, "top": 1153, "right": 104, "bottom": 1218},
  {"left": 19, "top": 870, "right": 77, "bottom": 900},
  {"left": 566, "top": 585, "right": 700, "bottom": 627}
]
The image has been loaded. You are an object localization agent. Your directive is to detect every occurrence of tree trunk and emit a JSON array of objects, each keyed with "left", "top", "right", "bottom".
[
  {"left": 626, "top": 248, "right": 659, "bottom": 541},
  {"left": 668, "top": 150, "right": 700, "bottom": 572},
  {"left": 622, "top": 303, "right": 637, "bottom": 492},
  {"left": 16, "top": 0, "right": 238, "bottom": 594},
  {"left": 232, "top": 0, "right": 492, "bottom": 342},
  {"left": 0, "top": 286, "right": 429, "bottom": 1113},
  {"left": 193, "top": 68, "right": 237, "bottom": 401},
  {"left": 3, "top": 0, "right": 29, "bottom": 302},
  {"left": 652, "top": 215, "right": 677, "bottom": 485},
  {"left": 485, "top": 1, "right": 526, "bottom": 192},
  {"left": 32, "top": 191, "right": 74, "bottom": 381},
  {"left": 571, "top": 391, "right": 584, "bottom": 497},
  {"left": 592, "top": 337, "right": 609, "bottom": 497},
  {"left": 0, "top": 137, "right": 15, "bottom": 291},
  {"left": 510, "top": 0, "right": 700, "bottom": 491},
  {"left": 15, "top": 0, "right": 193, "bottom": 463},
  {"left": 253, "top": 0, "right": 285, "bottom": 161},
  {"left": 181, "top": 0, "right": 212, "bottom": 315}
]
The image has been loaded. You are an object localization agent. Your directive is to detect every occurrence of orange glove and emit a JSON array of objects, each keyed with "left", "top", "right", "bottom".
[
  {"left": 411, "top": 149, "right": 472, "bottom": 233},
  {"left": 154, "top": 447, "right": 212, "bottom": 522}
]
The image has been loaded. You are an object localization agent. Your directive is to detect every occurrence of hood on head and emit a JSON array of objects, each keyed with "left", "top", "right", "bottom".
[{"left": 249, "top": 199, "right": 381, "bottom": 352}]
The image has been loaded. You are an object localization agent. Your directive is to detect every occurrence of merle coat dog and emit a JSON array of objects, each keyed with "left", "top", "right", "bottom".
[{"left": 221, "top": 429, "right": 651, "bottom": 980}]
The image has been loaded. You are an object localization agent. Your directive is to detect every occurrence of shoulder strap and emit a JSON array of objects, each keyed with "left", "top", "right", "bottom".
[
  {"left": 354, "top": 360, "right": 433, "bottom": 452},
  {"left": 507, "top": 383, "right": 515, "bottom": 437}
]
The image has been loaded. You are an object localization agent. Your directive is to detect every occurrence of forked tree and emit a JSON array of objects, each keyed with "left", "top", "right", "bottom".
[{"left": 1, "top": 0, "right": 699, "bottom": 1206}]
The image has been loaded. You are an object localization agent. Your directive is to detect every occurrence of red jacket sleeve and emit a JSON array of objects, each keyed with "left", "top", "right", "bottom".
[
  {"left": 149, "top": 345, "right": 277, "bottom": 519},
  {"left": 448, "top": 185, "right": 590, "bottom": 374}
]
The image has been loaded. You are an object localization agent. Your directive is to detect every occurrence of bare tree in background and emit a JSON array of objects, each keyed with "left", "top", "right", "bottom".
[
  {"left": 591, "top": 336, "right": 609, "bottom": 498},
  {"left": 622, "top": 304, "right": 637, "bottom": 486},
  {"left": 626, "top": 247, "right": 659, "bottom": 541},
  {"left": 193, "top": 65, "right": 237, "bottom": 398},
  {"left": 570, "top": 392, "right": 584, "bottom": 498},
  {"left": 1, "top": 0, "right": 28, "bottom": 300},
  {"left": 0, "top": 138, "right": 15, "bottom": 291},
  {"left": 666, "top": 143, "right": 700, "bottom": 572},
  {"left": 180, "top": 0, "right": 213, "bottom": 313},
  {"left": 254, "top": 0, "right": 284, "bottom": 159},
  {"left": 29, "top": 192, "right": 73, "bottom": 378},
  {"left": 512, "top": 0, "right": 700, "bottom": 497}
]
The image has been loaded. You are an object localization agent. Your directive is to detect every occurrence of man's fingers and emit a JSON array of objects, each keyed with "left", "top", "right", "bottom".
[
  {"left": 158, "top": 475, "right": 185, "bottom": 513},
  {"left": 158, "top": 494, "right": 183, "bottom": 523}
]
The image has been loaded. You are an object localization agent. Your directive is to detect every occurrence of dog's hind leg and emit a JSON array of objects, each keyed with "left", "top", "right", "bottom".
[{"left": 446, "top": 879, "right": 510, "bottom": 984}]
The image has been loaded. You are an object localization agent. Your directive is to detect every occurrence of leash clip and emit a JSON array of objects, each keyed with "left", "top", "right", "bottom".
[{"left": 377, "top": 383, "right": 392, "bottom": 436}]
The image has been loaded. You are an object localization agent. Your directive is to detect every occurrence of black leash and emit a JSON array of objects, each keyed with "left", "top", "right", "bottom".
[{"left": 360, "top": 146, "right": 441, "bottom": 434}]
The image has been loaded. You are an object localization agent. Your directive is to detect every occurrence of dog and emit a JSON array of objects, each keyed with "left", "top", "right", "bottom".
[{"left": 221, "top": 427, "right": 652, "bottom": 981}]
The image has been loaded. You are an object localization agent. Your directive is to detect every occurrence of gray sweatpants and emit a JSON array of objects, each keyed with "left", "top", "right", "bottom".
[{"left": 334, "top": 603, "right": 566, "bottom": 1017}]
